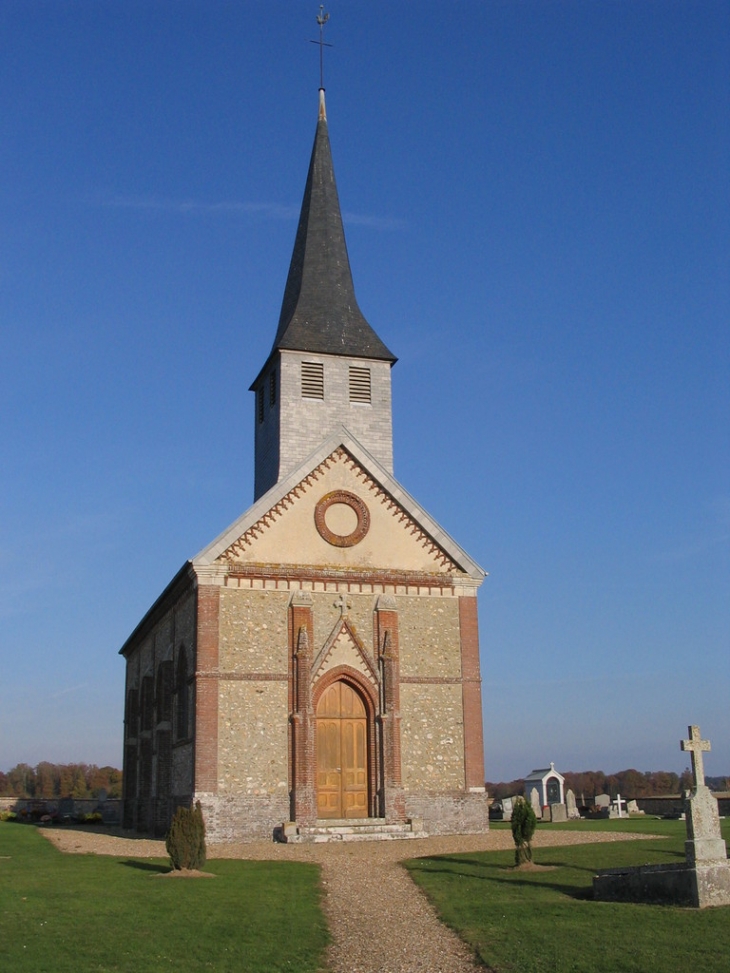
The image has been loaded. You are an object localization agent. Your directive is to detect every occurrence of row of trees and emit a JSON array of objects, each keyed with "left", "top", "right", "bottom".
[
  {"left": 487, "top": 769, "right": 730, "bottom": 802},
  {"left": 0, "top": 763, "right": 122, "bottom": 800}
]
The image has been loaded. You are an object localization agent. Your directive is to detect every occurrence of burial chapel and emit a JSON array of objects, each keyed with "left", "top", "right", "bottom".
[{"left": 120, "top": 87, "right": 488, "bottom": 841}]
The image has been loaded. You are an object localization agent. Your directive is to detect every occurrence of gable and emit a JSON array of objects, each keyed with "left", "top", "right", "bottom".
[
  {"left": 311, "top": 616, "right": 378, "bottom": 685},
  {"left": 209, "top": 447, "right": 460, "bottom": 575}
]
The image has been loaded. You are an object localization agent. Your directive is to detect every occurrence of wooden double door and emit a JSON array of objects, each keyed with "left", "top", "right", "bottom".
[{"left": 316, "top": 681, "right": 368, "bottom": 819}]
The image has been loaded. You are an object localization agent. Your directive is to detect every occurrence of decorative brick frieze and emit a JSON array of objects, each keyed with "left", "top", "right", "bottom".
[
  {"left": 400, "top": 676, "right": 464, "bottom": 685},
  {"left": 220, "top": 447, "right": 459, "bottom": 572},
  {"left": 201, "top": 672, "right": 288, "bottom": 681},
  {"left": 222, "top": 561, "right": 458, "bottom": 594}
]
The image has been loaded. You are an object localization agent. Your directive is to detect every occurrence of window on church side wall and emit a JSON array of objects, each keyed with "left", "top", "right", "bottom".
[
  {"left": 301, "top": 361, "right": 324, "bottom": 399},
  {"left": 140, "top": 676, "right": 154, "bottom": 733},
  {"left": 176, "top": 649, "right": 189, "bottom": 741},
  {"left": 257, "top": 386, "right": 265, "bottom": 423},
  {"left": 125, "top": 689, "right": 139, "bottom": 738},
  {"left": 156, "top": 661, "right": 173, "bottom": 725},
  {"left": 269, "top": 369, "right": 277, "bottom": 406},
  {"left": 349, "top": 366, "right": 371, "bottom": 404}
]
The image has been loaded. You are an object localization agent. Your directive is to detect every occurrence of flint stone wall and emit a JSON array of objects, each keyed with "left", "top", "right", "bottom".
[{"left": 404, "top": 791, "right": 488, "bottom": 836}]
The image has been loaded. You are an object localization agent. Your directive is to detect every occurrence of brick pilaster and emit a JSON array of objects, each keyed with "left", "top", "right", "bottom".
[
  {"left": 194, "top": 585, "right": 220, "bottom": 794},
  {"left": 290, "top": 593, "right": 316, "bottom": 824},
  {"left": 376, "top": 597, "right": 406, "bottom": 821},
  {"left": 458, "top": 595, "right": 485, "bottom": 790}
]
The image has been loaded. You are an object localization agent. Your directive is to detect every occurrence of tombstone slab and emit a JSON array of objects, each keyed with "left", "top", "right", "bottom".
[
  {"left": 550, "top": 803, "right": 567, "bottom": 823},
  {"left": 565, "top": 789, "right": 580, "bottom": 820},
  {"left": 529, "top": 787, "right": 541, "bottom": 820}
]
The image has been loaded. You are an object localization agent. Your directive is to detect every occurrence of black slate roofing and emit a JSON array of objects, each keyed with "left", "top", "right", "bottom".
[{"left": 271, "top": 91, "right": 396, "bottom": 363}]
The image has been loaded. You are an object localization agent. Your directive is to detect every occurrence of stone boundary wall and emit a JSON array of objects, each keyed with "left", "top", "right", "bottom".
[
  {"left": 0, "top": 797, "right": 123, "bottom": 822},
  {"left": 635, "top": 793, "right": 730, "bottom": 817}
]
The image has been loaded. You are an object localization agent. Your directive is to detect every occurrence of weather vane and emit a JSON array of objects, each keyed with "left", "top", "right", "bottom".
[{"left": 310, "top": 5, "right": 332, "bottom": 89}]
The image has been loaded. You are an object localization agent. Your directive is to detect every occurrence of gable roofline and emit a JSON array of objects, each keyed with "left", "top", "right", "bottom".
[
  {"left": 119, "top": 561, "right": 195, "bottom": 657},
  {"left": 193, "top": 425, "right": 486, "bottom": 581}
]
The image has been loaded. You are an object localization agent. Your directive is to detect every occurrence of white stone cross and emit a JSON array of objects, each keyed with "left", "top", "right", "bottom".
[
  {"left": 681, "top": 724, "right": 711, "bottom": 788},
  {"left": 334, "top": 593, "right": 351, "bottom": 617}
]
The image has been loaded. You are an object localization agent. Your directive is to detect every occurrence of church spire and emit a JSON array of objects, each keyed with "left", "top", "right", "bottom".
[{"left": 271, "top": 89, "right": 396, "bottom": 363}]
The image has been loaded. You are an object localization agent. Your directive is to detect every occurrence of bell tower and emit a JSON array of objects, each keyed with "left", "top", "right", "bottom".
[{"left": 250, "top": 89, "right": 397, "bottom": 501}]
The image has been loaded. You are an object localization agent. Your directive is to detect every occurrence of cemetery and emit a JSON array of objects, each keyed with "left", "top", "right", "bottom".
[{"left": 2, "top": 723, "right": 729, "bottom": 973}]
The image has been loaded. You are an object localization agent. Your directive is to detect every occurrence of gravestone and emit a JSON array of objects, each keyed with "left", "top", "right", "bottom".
[
  {"left": 530, "top": 787, "right": 542, "bottom": 820},
  {"left": 565, "top": 789, "right": 580, "bottom": 820},
  {"left": 549, "top": 803, "right": 567, "bottom": 823},
  {"left": 594, "top": 725, "right": 730, "bottom": 908},
  {"left": 502, "top": 797, "right": 513, "bottom": 822},
  {"left": 594, "top": 793, "right": 610, "bottom": 809},
  {"left": 609, "top": 794, "right": 626, "bottom": 818},
  {"left": 626, "top": 799, "right": 641, "bottom": 815},
  {"left": 681, "top": 725, "right": 728, "bottom": 865}
]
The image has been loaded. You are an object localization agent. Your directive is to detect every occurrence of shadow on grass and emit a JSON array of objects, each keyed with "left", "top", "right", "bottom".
[
  {"left": 410, "top": 861, "right": 593, "bottom": 900},
  {"left": 119, "top": 859, "right": 170, "bottom": 873}
]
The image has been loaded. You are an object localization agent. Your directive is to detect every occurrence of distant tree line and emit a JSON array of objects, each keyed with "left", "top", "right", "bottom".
[
  {"left": 0, "top": 763, "right": 122, "bottom": 800},
  {"left": 486, "top": 769, "right": 730, "bottom": 802}
]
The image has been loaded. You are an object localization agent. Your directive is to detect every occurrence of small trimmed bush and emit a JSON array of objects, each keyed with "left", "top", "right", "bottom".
[
  {"left": 511, "top": 796, "right": 537, "bottom": 865},
  {"left": 166, "top": 800, "right": 206, "bottom": 871}
]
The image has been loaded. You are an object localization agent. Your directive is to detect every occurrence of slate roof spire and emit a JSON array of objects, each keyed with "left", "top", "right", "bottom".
[{"left": 272, "top": 89, "right": 396, "bottom": 362}]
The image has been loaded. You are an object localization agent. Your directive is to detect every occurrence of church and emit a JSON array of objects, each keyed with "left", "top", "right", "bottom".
[{"left": 120, "top": 86, "right": 488, "bottom": 841}]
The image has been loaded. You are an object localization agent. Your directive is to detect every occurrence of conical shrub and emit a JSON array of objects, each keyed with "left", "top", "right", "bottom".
[
  {"left": 165, "top": 800, "right": 206, "bottom": 871},
  {"left": 511, "top": 796, "right": 537, "bottom": 866}
]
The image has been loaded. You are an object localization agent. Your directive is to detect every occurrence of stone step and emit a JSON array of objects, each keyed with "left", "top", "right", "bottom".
[{"left": 279, "top": 817, "right": 426, "bottom": 843}]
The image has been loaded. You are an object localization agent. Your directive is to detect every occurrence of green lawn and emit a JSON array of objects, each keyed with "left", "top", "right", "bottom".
[
  {"left": 0, "top": 823, "right": 328, "bottom": 973},
  {"left": 406, "top": 818, "right": 730, "bottom": 973}
]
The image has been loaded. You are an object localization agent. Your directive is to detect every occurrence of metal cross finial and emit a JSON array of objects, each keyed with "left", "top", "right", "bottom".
[
  {"left": 681, "top": 724, "right": 711, "bottom": 788},
  {"left": 310, "top": 5, "right": 333, "bottom": 90}
]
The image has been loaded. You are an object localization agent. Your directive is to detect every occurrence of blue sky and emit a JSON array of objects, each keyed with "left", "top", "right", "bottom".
[{"left": 1, "top": 1, "right": 728, "bottom": 783}]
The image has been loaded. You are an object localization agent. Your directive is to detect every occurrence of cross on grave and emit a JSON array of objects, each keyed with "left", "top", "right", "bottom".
[
  {"left": 681, "top": 724, "right": 711, "bottom": 788},
  {"left": 334, "top": 593, "right": 351, "bottom": 617}
]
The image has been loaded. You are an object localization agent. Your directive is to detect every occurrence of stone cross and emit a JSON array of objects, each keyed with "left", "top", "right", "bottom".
[
  {"left": 334, "top": 593, "right": 351, "bottom": 617},
  {"left": 681, "top": 724, "right": 711, "bottom": 788}
]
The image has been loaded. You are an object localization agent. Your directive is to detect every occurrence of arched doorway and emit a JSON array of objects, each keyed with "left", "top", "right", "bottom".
[{"left": 316, "top": 680, "right": 368, "bottom": 819}]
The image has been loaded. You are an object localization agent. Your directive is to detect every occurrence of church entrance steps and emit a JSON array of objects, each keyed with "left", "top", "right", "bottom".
[{"left": 280, "top": 817, "right": 427, "bottom": 843}]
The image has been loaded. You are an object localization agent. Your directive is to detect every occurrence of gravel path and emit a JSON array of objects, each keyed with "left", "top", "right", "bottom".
[{"left": 41, "top": 827, "right": 655, "bottom": 973}]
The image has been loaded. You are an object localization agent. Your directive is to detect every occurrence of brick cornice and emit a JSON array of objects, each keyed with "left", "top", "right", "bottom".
[{"left": 222, "top": 561, "right": 460, "bottom": 591}]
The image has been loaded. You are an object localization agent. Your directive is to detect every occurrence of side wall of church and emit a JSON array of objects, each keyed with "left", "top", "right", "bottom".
[{"left": 122, "top": 583, "right": 196, "bottom": 835}]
